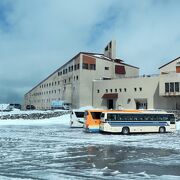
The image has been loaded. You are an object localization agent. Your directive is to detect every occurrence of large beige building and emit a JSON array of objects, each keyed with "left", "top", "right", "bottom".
[
  {"left": 24, "top": 41, "right": 180, "bottom": 110},
  {"left": 24, "top": 41, "right": 139, "bottom": 109}
]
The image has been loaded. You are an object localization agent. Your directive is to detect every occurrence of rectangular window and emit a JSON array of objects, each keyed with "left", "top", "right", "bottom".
[
  {"left": 90, "top": 64, "right": 96, "bottom": 70},
  {"left": 77, "top": 64, "right": 80, "bottom": 69},
  {"left": 165, "top": 83, "right": 169, "bottom": 93},
  {"left": 115, "top": 65, "right": 126, "bottom": 74},
  {"left": 83, "top": 63, "right": 88, "bottom": 69},
  {"left": 175, "top": 82, "right": 179, "bottom": 92},
  {"left": 170, "top": 82, "right": 174, "bottom": 92},
  {"left": 105, "top": 67, "right": 109, "bottom": 70}
]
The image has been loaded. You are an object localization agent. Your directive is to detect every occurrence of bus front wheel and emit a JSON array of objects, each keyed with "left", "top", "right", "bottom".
[
  {"left": 122, "top": 127, "right": 130, "bottom": 135},
  {"left": 159, "top": 127, "right": 166, "bottom": 133}
]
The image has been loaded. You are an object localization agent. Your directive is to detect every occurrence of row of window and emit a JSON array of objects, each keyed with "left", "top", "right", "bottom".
[
  {"left": 97, "top": 87, "right": 143, "bottom": 93},
  {"left": 39, "top": 76, "right": 79, "bottom": 89},
  {"left": 58, "top": 64, "right": 80, "bottom": 76},
  {"left": 165, "top": 82, "right": 180, "bottom": 93},
  {"left": 82, "top": 63, "right": 96, "bottom": 70},
  {"left": 106, "top": 113, "right": 175, "bottom": 122},
  {"left": 57, "top": 64, "right": 111, "bottom": 76},
  {"left": 31, "top": 98, "right": 63, "bottom": 104}
]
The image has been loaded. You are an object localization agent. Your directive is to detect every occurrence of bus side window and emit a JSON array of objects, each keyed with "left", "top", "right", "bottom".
[{"left": 169, "top": 114, "right": 175, "bottom": 124}]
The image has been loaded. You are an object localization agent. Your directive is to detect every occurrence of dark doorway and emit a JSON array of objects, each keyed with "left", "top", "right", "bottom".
[{"left": 108, "top": 99, "right": 114, "bottom": 109}]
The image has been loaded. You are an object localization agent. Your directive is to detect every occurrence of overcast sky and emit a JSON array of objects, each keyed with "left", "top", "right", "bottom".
[{"left": 0, "top": 0, "right": 180, "bottom": 103}]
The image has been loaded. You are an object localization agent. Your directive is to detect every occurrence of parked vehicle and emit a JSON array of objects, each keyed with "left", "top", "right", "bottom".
[
  {"left": 84, "top": 109, "right": 104, "bottom": 133},
  {"left": 51, "top": 100, "right": 71, "bottom": 110},
  {"left": 70, "top": 110, "right": 85, "bottom": 128},
  {"left": 99, "top": 110, "right": 176, "bottom": 134}
]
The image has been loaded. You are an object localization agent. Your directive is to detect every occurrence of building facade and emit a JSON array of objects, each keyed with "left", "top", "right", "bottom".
[
  {"left": 24, "top": 41, "right": 180, "bottom": 110},
  {"left": 24, "top": 41, "right": 139, "bottom": 109},
  {"left": 92, "top": 57, "right": 180, "bottom": 110}
]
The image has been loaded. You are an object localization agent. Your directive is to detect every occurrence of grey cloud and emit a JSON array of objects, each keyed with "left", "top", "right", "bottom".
[{"left": 0, "top": 0, "right": 180, "bottom": 103}]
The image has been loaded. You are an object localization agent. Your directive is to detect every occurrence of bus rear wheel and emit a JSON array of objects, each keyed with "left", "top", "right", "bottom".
[
  {"left": 122, "top": 127, "right": 130, "bottom": 135},
  {"left": 159, "top": 127, "right": 166, "bottom": 133}
]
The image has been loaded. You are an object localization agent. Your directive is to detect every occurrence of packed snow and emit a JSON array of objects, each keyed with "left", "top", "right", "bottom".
[{"left": 0, "top": 108, "right": 180, "bottom": 179}]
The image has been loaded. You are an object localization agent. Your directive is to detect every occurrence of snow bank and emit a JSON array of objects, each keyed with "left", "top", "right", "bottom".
[
  {"left": 0, "top": 104, "right": 10, "bottom": 110},
  {"left": 0, "top": 114, "right": 70, "bottom": 126}
]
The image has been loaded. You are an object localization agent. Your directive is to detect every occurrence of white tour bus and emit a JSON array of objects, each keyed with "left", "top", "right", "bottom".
[
  {"left": 70, "top": 110, "right": 85, "bottom": 128},
  {"left": 99, "top": 111, "right": 176, "bottom": 134}
]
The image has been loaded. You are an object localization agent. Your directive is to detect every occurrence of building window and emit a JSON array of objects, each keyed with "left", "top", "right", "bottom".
[
  {"left": 165, "top": 83, "right": 169, "bottom": 93},
  {"left": 115, "top": 65, "right": 126, "bottom": 74},
  {"left": 76, "top": 76, "right": 78, "bottom": 80},
  {"left": 69, "top": 78, "right": 71, "bottom": 82},
  {"left": 175, "top": 82, "right": 179, "bottom": 92},
  {"left": 170, "top": 82, "right": 174, "bottom": 92},
  {"left": 139, "top": 87, "right": 142, "bottom": 91},
  {"left": 77, "top": 64, "right": 80, "bottom": 69},
  {"left": 110, "top": 89, "right": 112, "bottom": 93},
  {"left": 69, "top": 67, "right": 71, "bottom": 72},
  {"left": 83, "top": 63, "right": 88, "bottom": 69},
  {"left": 71, "top": 66, "right": 73, "bottom": 71},
  {"left": 90, "top": 64, "right": 96, "bottom": 70},
  {"left": 64, "top": 79, "right": 66, "bottom": 84},
  {"left": 105, "top": 67, "right": 109, "bottom": 70},
  {"left": 119, "top": 88, "right": 122, "bottom": 92},
  {"left": 97, "top": 89, "right": 100, "bottom": 93},
  {"left": 52, "top": 82, "right": 54, "bottom": 86},
  {"left": 106, "top": 89, "right": 108, "bottom": 93},
  {"left": 74, "top": 64, "right": 77, "bottom": 70},
  {"left": 134, "top": 88, "right": 137, "bottom": 92},
  {"left": 115, "top": 89, "right": 117, "bottom": 92},
  {"left": 124, "top": 88, "right": 127, "bottom": 92}
]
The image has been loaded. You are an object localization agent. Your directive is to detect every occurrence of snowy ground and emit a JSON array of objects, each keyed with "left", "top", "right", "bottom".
[{"left": 0, "top": 110, "right": 180, "bottom": 179}]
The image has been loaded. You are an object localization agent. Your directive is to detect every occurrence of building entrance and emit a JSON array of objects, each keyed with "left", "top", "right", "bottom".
[{"left": 108, "top": 99, "right": 114, "bottom": 109}]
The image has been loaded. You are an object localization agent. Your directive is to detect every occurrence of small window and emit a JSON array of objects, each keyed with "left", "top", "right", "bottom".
[
  {"left": 170, "top": 82, "right": 174, "bottom": 92},
  {"left": 69, "top": 78, "right": 71, "bottom": 82},
  {"left": 97, "top": 89, "right": 100, "bottom": 93},
  {"left": 105, "top": 67, "right": 109, "bottom": 70},
  {"left": 134, "top": 88, "right": 137, "bottom": 92},
  {"left": 77, "top": 64, "right": 80, "bottom": 69},
  {"left": 106, "top": 89, "right": 108, "bottom": 93},
  {"left": 139, "top": 87, "right": 142, "bottom": 91},
  {"left": 110, "top": 89, "right": 112, "bottom": 93},
  {"left": 83, "top": 63, "right": 88, "bottom": 69},
  {"left": 165, "top": 83, "right": 169, "bottom": 93},
  {"left": 76, "top": 76, "right": 78, "bottom": 80},
  {"left": 119, "top": 88, "right": 122, "bottom": 92},
  {"left": 90, "top": 64, "right": 96, "bottom": 70},
  {"left": 124, "top": 88, "right": 127, "bottom": 92},
  {"left": 115, "top": 89, "right": 117, "bottom": 92},
  {"left": 175, "top": 82, "right": 179, "bottom": 92}
]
